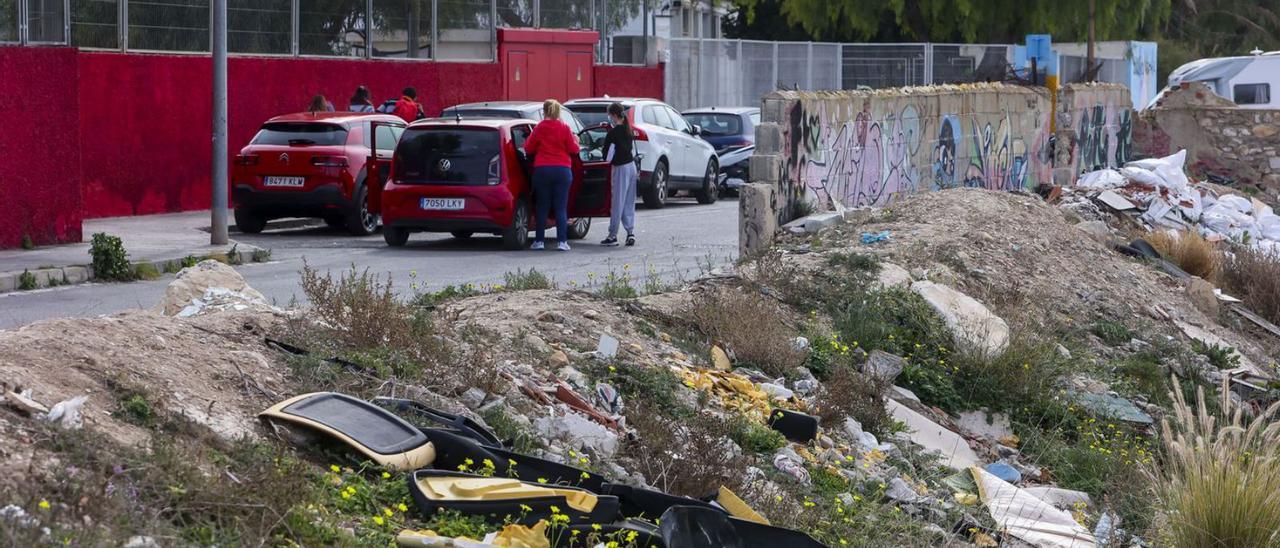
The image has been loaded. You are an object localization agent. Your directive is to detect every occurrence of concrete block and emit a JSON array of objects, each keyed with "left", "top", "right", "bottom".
[
  {"left": 0, "top": 273, "right": 15, "bottom": 293},
  {"left": 887, "top": 399, "right": 980, "bottom": 471},
  {"left": 911, "top": 280, "right": 1010, "bottom": 357},
  {"left": 761, "top": 98, "right": 789, "bottom": 125},
  {"left": 754, "top": 123, "right": 785, "bottom": 155},
  {"left": 748, "top": 154, "right": 782, "bottom": 184},
  {"left": 739, "top": 183, "right": 778, "bottom": 255},
  {"left": 32, "top": 269, "right": 56, "bottom": 287},
  {"left": 802, "top": 212, "right": 841, "bottom": 233},
  {"left": 62, "top": 266, "right": 90, "bottom": 284}
]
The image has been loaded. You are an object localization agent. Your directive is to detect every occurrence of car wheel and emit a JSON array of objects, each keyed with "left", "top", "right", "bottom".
[
  {"left": 323, "top": 215, "right": 346, "bottom": 229},
  {"left": 383, "top": 226, "right": 409, "bottom": 247},
  {"left": 234, "top": 208, "right": 266, "bottom": 234},
  {"left": 450, "top": 231, "right": 474, "bottom": 240},
  {"left": 695, "top": 159, "right": 719, "bottom": 204},
  {"left": 502, "top": 199, "right": 530, "bottom": 250},
  {"left": 642, "top": 160, "right": 668, "bottom": 209},
  {"left": 346, "top": 185, "right": 379, "bottom": 236},
  {"left": 567, "top": 218, "right": 591, "bottom": 240}
]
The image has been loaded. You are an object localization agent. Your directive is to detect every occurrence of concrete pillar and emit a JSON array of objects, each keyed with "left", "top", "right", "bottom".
[{"left": 739, "top": 183, "right": 779, "bottom": 256}]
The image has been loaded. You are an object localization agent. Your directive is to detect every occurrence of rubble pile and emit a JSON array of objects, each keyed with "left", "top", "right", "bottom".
[{"left": 1073, "top": 149, "right": 1280, "bottom": 254}]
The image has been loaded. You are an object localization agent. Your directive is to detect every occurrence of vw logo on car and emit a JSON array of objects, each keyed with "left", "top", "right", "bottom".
[{"left": 438, "top": 159, "right": 451, "bottom": 172}]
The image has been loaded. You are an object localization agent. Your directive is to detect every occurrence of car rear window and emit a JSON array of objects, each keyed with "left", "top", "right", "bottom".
[
  {"left": 442, "top": 108, "right": 540, "bottom": 120},
  {"left": 684, "top": 113, "right": 742, "bottom": 135},
  {"left": 567, "top": 105, "right": 612, "bottom": 128},
  {"left": 251, "top": 123, "right": 348, "bottom": 146},
  {"left": 394, "top": 127, "right": 500, "bottom": 185}
]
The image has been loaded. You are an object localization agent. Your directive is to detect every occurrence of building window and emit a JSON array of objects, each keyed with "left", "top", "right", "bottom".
[
  {"left": 371, "top": 0, "right": 432, "bottom": 58},
  {"left": 229, "top": 0, "right": 290, "bottom": 54},
  {"left": 27, "top": 0, "right": 66, "bottom": 42},
  {"left": 680, "top": 7, "right": 691, "bottom": 37},
  {"left": 1234, "top": 83, "right": 1271, "bottom": 105},
  {"left": 72, "top": 0, "right": 118, "bottom": 48},
  {"left": 129, "top": 0, "right": 209, "bottom": 51},
  {"left": 439, "top": 0, "right": 493, "bottom": 60}
]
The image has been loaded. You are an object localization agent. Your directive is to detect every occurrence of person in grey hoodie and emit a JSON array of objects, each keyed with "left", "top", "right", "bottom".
[{"left": 600, "top": 102, "right": 638, "bottom": 247}]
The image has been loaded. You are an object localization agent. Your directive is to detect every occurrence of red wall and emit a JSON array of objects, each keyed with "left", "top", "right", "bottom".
[
  {"left": 79, "top": 53, "right": 504, "bottom": 218},
  {"left": 594, "top": 64, "right": 665, "bottom": 99},
  {"left": 0, "top": 42, "right": 663, "bottom": 247},
  {"left": 0, "top": 47, "right": 83, "bottom": 247}
]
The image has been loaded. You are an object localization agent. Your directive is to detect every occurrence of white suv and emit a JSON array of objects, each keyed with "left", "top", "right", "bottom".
[{"left": 565, "top": 98, "right": 719, "bottom": 208}]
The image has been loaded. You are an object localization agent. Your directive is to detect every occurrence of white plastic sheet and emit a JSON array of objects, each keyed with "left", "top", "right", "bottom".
[{"left": 972, "top": 466, "right": 1095, "bottom": 547}]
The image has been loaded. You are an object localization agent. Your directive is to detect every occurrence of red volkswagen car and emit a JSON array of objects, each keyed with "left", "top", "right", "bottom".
[
  {"left": 232, "top": 112, "right": 406, "bottom": 235},
  {"left": 373, "top": 118, "right": 611, "bottom": 250}
]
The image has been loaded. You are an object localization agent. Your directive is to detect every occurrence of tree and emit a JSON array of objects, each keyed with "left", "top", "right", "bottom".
[{"left": 732, "top": 0, "right": 1171, "bottom": 45}]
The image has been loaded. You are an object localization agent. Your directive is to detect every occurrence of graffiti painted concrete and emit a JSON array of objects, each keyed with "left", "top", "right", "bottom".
[
  {"left": 1054, "top": 84, "right": 1134, "bottom": 181},
  {"left": 755, "top": 85, "right": 1050, "bottom": 214}
]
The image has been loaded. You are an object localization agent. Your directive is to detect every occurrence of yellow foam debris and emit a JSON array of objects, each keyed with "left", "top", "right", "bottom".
[
  {"left": 416, "top": 476, "right": 598, "bottom": 513},
  {"left": 677, "top": 368, "right": 772, "bottom": 419},
  {"left": 716, "top": 486, "right": 770, "bottom": 525},
  {"left": 492, "top": 521, "right": 550, "bottom": 548},
  {"left": 396, "top": 529, "right": 490, "bottom": 547}
]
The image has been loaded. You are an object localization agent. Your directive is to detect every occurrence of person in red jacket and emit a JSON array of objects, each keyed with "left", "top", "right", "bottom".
[
  {"left": 392, "top": 87, "right": 425, "bottom": 122},
  {"left": 523, "top": 99, "right": 581, "bottom": 251}
]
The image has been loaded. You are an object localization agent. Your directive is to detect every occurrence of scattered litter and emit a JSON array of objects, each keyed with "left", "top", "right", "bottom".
[
  {"left": 771, "top": 449, "right": 811, "bottom": 484},
  {"left": 984, "top": 462, "right": 1021, "bottom": 483},
  {"left": 552, "top": 379, "right": 620, "bottom": 430},
  {"left": 767, "top": 408, "right": 819, "bottom": 443},
  {"left": 260, "top": 392, "right": 437, "bottom": 470},
  {"left": 971, "top": 466, "right": 1095, "bottom": 547},
  {"left": 533, "top": 412, "right": 619, "bottom": 457},
  {"left": 954, "top": 410, "right": 1014, "bottom": 442},
  {"left": 715, "top": 485, "right": 770, "bottom": 525},
  {"left": 3, "top": 388, "right": 49, "bottom": 416},
  {"left": 1096, "top": 190, "right": 1136, "bottom": 211},
  {"left": 1076, "top": 168, "right": 1127, "bottom": 189},
  {"left": 860, "top": 230, "right": 891, "bottom": 245},
  {"left": 885, "top": 477, "right": 924, "bottom": 504},
  {"left": 596, "top": 334, "right": 619, "bottom": 359},
  {"left": 887, "top": 399, "right": 981, "bottom": 470},
  {"left": 758, "top": 383, "right": 794, "bottom": 401},
  {"left": 408, "top": 470, "right": 618, "bottom": 525},
  {"left": 594, "top": 383, "right": 622, "bottom": 415},
  {"left": 679, "top": 368, "right": 772, "bottom": 419},
  {"left": 1023, "top": 486, "right": 1092, "bottom": 511},
  {"left": 44, "top": 395, "right": 89, "bottom": 429}
]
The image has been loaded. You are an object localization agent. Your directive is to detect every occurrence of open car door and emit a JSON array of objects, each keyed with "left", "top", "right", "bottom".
[
  {"left": 568, "top": 129, "right": 612, "bottom": 219},
  {"left": 365, "top": 121, "right": 398, "bottom": 215}
]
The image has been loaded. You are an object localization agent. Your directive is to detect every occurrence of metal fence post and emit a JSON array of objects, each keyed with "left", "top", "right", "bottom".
[
  {"left": 211, "top": 0, "right": 229, "bottom": 245},
  {"left": 291, "top": 0, "right": 299, "bottom": 56},
  {"left": 64, "top": 0, "right": 70, "bottom": 45},
  {"left": 836, "top": 43, "right": 844, "bottom": 89},
  {"left": 924, "top": 43, "right": 934, "bottom": 85},
  {"left": 17, "top": 0, "right": 26, "bottom": 44},
  {"left": 772, "top": 42, "right": 778, "bottom": 91},
  {"left": 120, "top": 0, "right": 128, "bottom": 51},
  {"left": 365, "top": 0, "right": 373, "bottom": 58},
  {"left": 805, "top": 42, "right": 813, "bottom": 89},
  {"left": 533, "top": 0, "right": 540, "bottom": 28}
]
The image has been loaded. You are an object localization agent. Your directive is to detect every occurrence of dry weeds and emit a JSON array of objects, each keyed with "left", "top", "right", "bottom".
[
  {"left": 686, "top": 288, "right": 806, "bottom": 377},
  {"left": 1221, "top": 246, "right": 1280, "bottom": 327},
  {"left": 1147, "top": 230, "right": 1223, "bottom": 283}
]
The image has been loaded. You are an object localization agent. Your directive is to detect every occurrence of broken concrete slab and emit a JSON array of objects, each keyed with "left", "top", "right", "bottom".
[
  {"left": 759, "top": 383, "right": 794, "bottom": 401},
  {"left": 1070, "top": 391, "right": 1153, "bottom": 425},
  {"left": 890, "top": 385, "right": 921, "bottom": 403},
  {"left": 886, "top": 477, "right": 924, "bottom": 504},
  {"left": 910, "top": 281, "right": 1010, "bottom": 356},
  {"left": 954, "top": 410, "right": 1014, "bottom": 442},
  {"left": 1185, "top": 277, "right": 1220, "bottom": 318},
  {"left": 154, "top": 260, "right": 267, "bottom": 316},
  {"left": 711, "top": 345, "right": 732, "bottom": 371},
  {"left": 886, "top": 399, "right": 980, "bottom": 470},
  {"left": 874, "top": 262, "right": 913, "bottom": 290},
  {"left": 533, "top": 412, "right": 619, "bottom": 458},
  {"left": 1097, "top": 190, "right": 1136, "bottom": 211},
  {"left": 863, "top": 350, "right": 905, "bottom": 384}
]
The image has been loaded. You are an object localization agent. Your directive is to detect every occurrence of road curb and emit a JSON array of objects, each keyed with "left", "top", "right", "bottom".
[{"left": 0, "top": 243, "right": 268, "bottom": 295}]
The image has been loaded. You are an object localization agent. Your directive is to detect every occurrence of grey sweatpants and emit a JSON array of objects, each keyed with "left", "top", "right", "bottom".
[{"left": 608, "top": 162, "right": 638, "bottom": 238}]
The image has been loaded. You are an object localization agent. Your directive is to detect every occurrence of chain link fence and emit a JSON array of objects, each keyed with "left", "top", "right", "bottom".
[{"left": 666, "top": 38, "right": 1018, "bottom": 111}]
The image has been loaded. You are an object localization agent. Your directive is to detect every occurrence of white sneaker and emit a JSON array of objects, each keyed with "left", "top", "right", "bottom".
[
  {"left": 557, "top": 241, "right": 571, "bottom": 251},
  {"left": 530, "top": 241, "right": 545, "bottom": 250}
]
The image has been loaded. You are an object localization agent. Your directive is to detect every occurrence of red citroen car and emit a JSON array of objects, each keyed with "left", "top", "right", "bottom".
[
  {"left": 373, "top": 118, "right": 611, "bottom": 250},
  {"left": 232, "top": 112, "right": 406, "bottom": 235}
]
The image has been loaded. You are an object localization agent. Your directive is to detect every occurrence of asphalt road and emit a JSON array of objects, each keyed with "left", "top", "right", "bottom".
[{"left": 0, "top": 200, "right": 739, "bottom": 330}]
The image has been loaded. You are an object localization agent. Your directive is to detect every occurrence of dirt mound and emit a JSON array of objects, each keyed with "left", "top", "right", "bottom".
[{"left": 788, "top": 188, "right": 1275, "bottom": 369}]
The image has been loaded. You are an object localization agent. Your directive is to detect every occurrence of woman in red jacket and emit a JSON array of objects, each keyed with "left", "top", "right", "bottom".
[{"left": 523, "top": 99, "right": 581, "bottom": 251}]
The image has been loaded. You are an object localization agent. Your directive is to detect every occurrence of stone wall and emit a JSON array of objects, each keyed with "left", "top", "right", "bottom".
[
  {"left": 1134, "top": 83, "right": 1280, "bottom": 198},
  {"left": 1053, "top": 83, "right": 1134, "bottom": 184}
]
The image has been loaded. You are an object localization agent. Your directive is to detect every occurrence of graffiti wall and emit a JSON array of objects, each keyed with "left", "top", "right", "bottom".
[
  {"left": 1054, "top": 84, "right": 1134, "bottom": 179},
  {"left": 753, "top": 84, "right": 1051, "bottom": 216}
]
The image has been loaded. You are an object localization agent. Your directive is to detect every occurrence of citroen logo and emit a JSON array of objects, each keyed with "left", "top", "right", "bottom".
[
  {"left": 279, "top": 153, "right": 290, "bottom": 164},
  {"left": 439, "top": 159, "right": 452, "bottom": 171}
]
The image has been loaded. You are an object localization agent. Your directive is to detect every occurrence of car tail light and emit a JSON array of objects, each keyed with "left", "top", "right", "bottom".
[
  {"left": 487, "top": 154, "right": 501, "bottom": 185},
  {"left": 234, "top": 154, "right": 258, "bottom": 166},
  {"left": 632, "top": 127, "right": 649, "bottom": 141},
  {"left": 311, "top": 156, "right": 349, "bottom": 168}
]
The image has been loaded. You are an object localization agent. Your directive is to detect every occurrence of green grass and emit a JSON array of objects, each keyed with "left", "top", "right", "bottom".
[
  {"left": 502, "top": 268, "right": 556, "bottom": 290},
  {"left": 133, "top": 262, "right": 162, "bottom": 281},
  {"left": 115, "top": 394, "right": 156, "bottom": 426},
  {"left": 729, "top": 417, "right": 786, "bottom": 453},
  {"left": 587, "top": 359, "right": 692, "bottom": 419},
  {"left": 479, "top": 407, "right": 542, "bottom": 456},
  {"left": 17, "top": 269, "right": 38, "bottom": 290},
  {"left": 1091, "top": 320, "right": 1132, "bottom": 346}
]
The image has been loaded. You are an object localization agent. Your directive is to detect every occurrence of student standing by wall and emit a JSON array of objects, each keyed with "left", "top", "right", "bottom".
[{"left": 601, "top": 102, "right": 637, "bottom": 246}]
